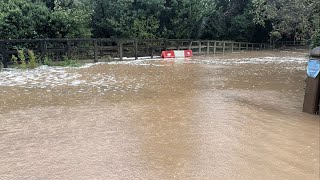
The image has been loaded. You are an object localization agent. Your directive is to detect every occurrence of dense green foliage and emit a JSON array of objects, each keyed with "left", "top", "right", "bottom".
[
  {"left": 0, "top": 0, "right": 91, "bottom": 38},
  {"left": 0, "top": 0, "right": 319, "bottom": 43},
  {"left": 311, "top": 31, "right": 320, "bottom": 48}
]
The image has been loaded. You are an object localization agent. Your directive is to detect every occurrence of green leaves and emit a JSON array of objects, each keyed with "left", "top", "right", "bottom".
[
  {"left": 0, "top": 0, "right": 319, "bottom": 44},
  {"left": 311, "top": 30, "right": 320, "bottom": 49},
  {"left": 0, "top": 0, "right": 92, "bottom": 39},
  {"left": 91, "top": 0, "right": 215, "bottom": 39},
  {"left": 251, "top": 0, "right": 318, "bottom": 40}
]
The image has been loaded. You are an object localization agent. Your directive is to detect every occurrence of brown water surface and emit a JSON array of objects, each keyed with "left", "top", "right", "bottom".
[{"left": 0, "top": 50, "right": 319, "bottom": 179}]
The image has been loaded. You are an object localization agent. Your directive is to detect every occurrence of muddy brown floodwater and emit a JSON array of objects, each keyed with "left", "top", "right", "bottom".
[{"left": 0, "top": 50, "right": 319, "bottom": 179}]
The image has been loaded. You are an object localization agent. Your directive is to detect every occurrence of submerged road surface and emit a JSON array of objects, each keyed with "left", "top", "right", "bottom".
[{"left": 0, "top": 51, "right": 319, "bottom": 179}]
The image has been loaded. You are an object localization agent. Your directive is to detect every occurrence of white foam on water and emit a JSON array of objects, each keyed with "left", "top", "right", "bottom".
[
  {"left": 0, "top": 56, "right": 307, "bottom": 88},
  {"left": 0, "top": 66, "right": 82, "bottom": 88},
  {"left": 192, "top": 56, "right": 308, "bottom": 65}
]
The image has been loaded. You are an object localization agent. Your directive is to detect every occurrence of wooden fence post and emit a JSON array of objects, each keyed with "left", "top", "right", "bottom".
[
  {"left": 0, "top": 41, "right": 8, "bottom": 68},
  {"left": 188, "top": 40, "right": 192, "bottom": 50},
  {"left": 223, "top": 42, "right": 226, "bottom": 55},
  {"left": 164, "top": 39, "right": 168, "bottom": 51},
  {"left": 94, "top": 39, "right": 98, "bottom": 62},
  {"left": 134, "top": 39, "right": 138, "bottom": 60},
  {"left": 246, "top": 43, "right": 249, "bottom": 50},
  {"left": 207, "top": 41, "right": 210, "bottom": 55},
  {"left": 231, "top": 42, "right": 234, "bottom": 53},
  {"left": 199, "top": 41, "right": 201, "bottom": 55},
  {"left": 239, "top": 43, "right": 241, "bottom": 51},
  {"left": 150, "top": 46, "right": 154, "bottom": 59},
  {"left": 39, "top": 39, "right": 47, "bottom": 63},
  {"left": 213, "top": 41, "right": 216, "bottom": 55},
  {"left": 66, "top": 40, "right": 72, "bottom": 58},
  {"left": 119, "top": 40, "right": 123, "bottom": 61}
]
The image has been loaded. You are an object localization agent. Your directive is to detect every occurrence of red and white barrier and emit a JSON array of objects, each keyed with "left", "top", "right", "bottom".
[
  {"left": 184, "top": 50, "right": 193, "bottom": 57},
  {"left": 161, "top": 50, "right": 193, "bottom": 58},
  {"left": 161, "top": 50, "right": 175, "bottom": 58}
]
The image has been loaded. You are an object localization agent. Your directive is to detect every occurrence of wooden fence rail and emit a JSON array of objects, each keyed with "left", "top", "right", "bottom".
[
  {"left": 0, "top": 38, "right": 269, "bottom": 68},
  {"left": 277, "top": 40, "right": 310, "bottom": 47}
]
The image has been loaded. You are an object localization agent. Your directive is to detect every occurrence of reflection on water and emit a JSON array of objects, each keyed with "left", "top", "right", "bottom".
[{"left": 0, "top": 51, "right": 319, "bottom": 179}]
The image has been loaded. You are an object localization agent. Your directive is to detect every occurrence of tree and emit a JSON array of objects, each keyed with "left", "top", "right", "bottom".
[
  {"left": 91, "top": 0, "right": 161, "bottom": 39},
  {"left": 201, "top": 0, "right": 258, "bottom": 42},
  {"left": 48, "top": 0, "right": 92, "bottom": 38},
  {"left": 0, "top": 0, "right": 91, "bottom": 39},
  {"left": 159, "top": 0, "right": 215, "bottom": 39},
  {"left": 0, "top": 0, "right": 50, "bottom": 39},
  {"left": 251, "top": 0, "right": 317, "bottom": 41}
]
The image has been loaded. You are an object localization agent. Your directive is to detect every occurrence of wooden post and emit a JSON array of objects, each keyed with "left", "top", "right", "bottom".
[
  {"left": 213, "top": 41, "right": 216, "bottom": 55},
  {"left": 134, "top": 39, "right": 138, "bottom": 60},
  {"left": 246, "top": 43, "right": 249, "bottom": 50},
  {"left": 94, "top": 40, "right": 98, "bottom": 62},
  {"left": 176, "top": 40, "right": 180, "bottom": 50},
  {"left": 260, "top": 44, "right": 263, "bottom": 50},
  {"left": 198, "top": 41, "right": 201, "bottom": 55},
  {"left": 66, "top": 40, "right": 72, "bottom": 58},
  {"left": 164, "top": 39, "right": 168, "bottom": 51},
  {"left": 251, "top": 43, "right": 254, "bottom": 51},
  {"left": 239, "top": 43, "right": 241, "bottom": 51},
  {"left": 0, "top": 41, "right": 8, "bottom": 68},
  {"left": 223, "top": 42, "right": 226, "bottom": 55},
  {"left": 188, "top": 40, "right": 192, "bottom": 50},
  {"left": 207, "top": 41, "right": 210, "bottom": 55},
  {"left": 39, "top": 39, "right": 47, "bottom": 63},
  {"left": 303, "top": 76, "right": 320, "bottom": 114},
  {"left": 231, "top": 42, "right": 234, "bottom": 53},
  {"left": 119, "top": 40, "right": 123, "bottom": 61},
  {"left": 150, "top": 46, "right": 154, "bottom": 59}
]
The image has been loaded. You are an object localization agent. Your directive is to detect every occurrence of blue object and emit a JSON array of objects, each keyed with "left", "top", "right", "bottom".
[{"left": 307, "top": 59, "right": 320, "bottom": 78}]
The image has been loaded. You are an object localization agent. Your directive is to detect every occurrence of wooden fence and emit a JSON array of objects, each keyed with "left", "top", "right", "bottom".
[
  {"left": 276, "top": 40, "right": 311, "bottom": 47},
  {"left": 0, "top": 39, "right": 269, "bottom": 68}
]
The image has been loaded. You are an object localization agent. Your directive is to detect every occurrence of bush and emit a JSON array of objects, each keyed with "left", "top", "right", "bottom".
[
  {"left": 13, "top": 49, "right": 40, "bottom": 69},
  {"left": 11, "top": 55, "right": 18, "bottom": 65},
  {"left": 43, "top": 56, "right": 54, "bottom": 66},
  {"left": 43, "top": 56, "right": 81, "bottom": 67},
  {"left": 311, "top": 30, "right": 320, "bottom": 49},
  {"left": 17, "top": 50, "right": 27, "bottom": 69},
  {"left": 59, "top": 57, "right": 81, "bottom": 67},
  {"left": 27, "top": 50, "right": 38, "bottom": 69}
]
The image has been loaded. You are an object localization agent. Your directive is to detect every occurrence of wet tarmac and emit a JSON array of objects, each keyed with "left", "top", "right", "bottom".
[{"left": 0, "top": 50, "right": 319, "bottom": 179}]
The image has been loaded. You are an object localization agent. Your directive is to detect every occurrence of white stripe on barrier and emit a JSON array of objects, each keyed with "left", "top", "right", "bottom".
[{"left": 173, "top": 51, "right": 185, "bottom": 58}]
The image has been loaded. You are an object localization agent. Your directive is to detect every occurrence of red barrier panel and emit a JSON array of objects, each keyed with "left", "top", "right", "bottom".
[
  {"left": 184, "top": 50, "right": 193, "bottom": 57},
  {"left": 161, "top": 50, "right": 193, "bottom": 58},
  {"left": 161, "top": 50, "right": 175, "bottom": 58}
]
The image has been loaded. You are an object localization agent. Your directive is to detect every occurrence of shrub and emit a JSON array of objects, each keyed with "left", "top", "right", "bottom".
[
  {"left": 27, "top": 50, "right": 38, "bottom": 69},
  {"left": 43, "top": 56, "right": 81, "bottom": 67},
  {"left": 43, "top": 56, "right": 54, "bottom": 66},
  {"left": 11, "top": 55, "right": 18, "bottom": 65},
  {"left": 61, "top": 58, "right": 81, "bottom": 67},
  {"left": 17, "top": 50, "right": 27, "bottom": 69},
  {"left": 311, "top": 30, "right": 320, "bottom": 49}
]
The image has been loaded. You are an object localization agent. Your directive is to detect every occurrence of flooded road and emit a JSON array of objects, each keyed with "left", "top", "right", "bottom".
[{"left": 0, "top": 51, "right": 319, "bottom": 179}]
